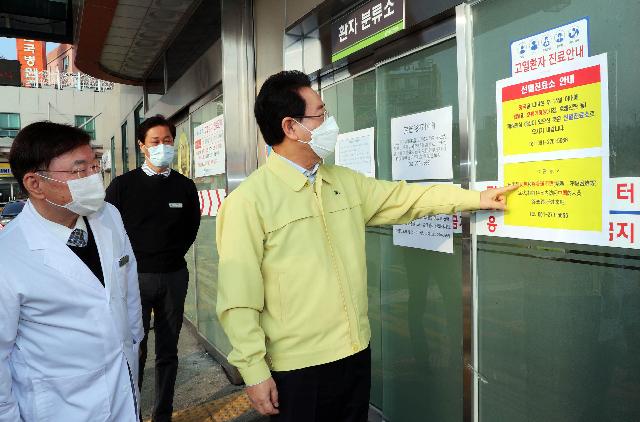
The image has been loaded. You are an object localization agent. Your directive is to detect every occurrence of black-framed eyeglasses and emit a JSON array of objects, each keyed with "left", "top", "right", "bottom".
[
  {"left": 292, "top": 109, "right": 329, "bottom": 122},
  {"left": 36, "top": 163, "right": 103, "bottom": 179}
]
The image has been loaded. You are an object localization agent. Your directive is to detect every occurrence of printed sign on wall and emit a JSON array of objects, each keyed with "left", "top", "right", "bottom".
[
  {"left": 391, "top": 106, "right": 453, "bottom": 181},
  {"left": 494, "top": 54, "right": 609, "bottom": 246},
  {"left": 392, "top": 183, "right": 462, "bottom": 254},
  {"left": 193, "top": 115, "right": 225, "bottom": 178},
  {"left": 476, "top": 177, "right": 640, "bottom": 250},
  {"left": 335, "top": 127, "right": 375, "bottom": 177},
  {"left": 510, "top": 17, "right": 589, "bottom": 75}
]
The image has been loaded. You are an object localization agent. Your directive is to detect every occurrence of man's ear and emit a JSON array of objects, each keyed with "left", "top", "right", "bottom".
[
  {"left": 281, "top": 117, "right": 298, "bottom": 140},
  {"left": 22, "top": 172, "right": 45, "bottom": 199}
]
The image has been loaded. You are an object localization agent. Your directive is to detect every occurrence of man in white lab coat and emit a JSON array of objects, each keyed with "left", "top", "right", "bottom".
[{"left": 0, "top": 122, "right": 144, "bottom": 421}]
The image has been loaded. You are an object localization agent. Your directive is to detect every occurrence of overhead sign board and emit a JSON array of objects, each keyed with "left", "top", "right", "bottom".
[
  {"left": 15, "top": 39, "right": 46, "bottom": 86},
  {"left": 331, "top": 0, "right": 405, "bottom": 63}
]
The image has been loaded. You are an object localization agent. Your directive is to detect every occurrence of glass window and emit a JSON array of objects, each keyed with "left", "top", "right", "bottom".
[
  {"left": 471, "top": 1, "right": 640, "bottom": 421},
  {"left": 188, "top": 97, "right": 231, "bottom": 353},
  {"left": 74, "top": 115, "right": 95, "bottom": 139},
  {"left": 121, "top": 121, "right": 129, "bottom": 173},
  {"left": 0, "top": 113, "right": 20, "bottom": 138},
  {"left": 62, "top": 55, "right": 69, "bottom": 72}
]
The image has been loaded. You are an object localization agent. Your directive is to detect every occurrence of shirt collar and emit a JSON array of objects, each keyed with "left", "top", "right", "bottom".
[
  {"left": 277, "top": 154, "right": 319, "bottom": 181},
  {"left": 267, "top": 153, "right": 333, "bottom": 191},
  {"left": 142, "top": 161, "right": 171, "bottom": 177},
  {"left": 29, "top": 199, "right": 87, "bottom": 244},
  {"left": 266, "top": 153, "right": 307, "bottom": 191}
]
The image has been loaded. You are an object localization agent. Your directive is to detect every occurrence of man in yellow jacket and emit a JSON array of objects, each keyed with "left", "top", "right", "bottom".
[{"left": 216, "top": 70, "right": 516, "bottom": 421}]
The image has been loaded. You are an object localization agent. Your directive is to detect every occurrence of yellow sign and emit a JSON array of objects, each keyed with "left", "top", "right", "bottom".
[
  {"left": 501, "top": 64, "right": 602, "bottom": 156},
  {"left": 504, "top": 156, "right": 602, "bottom": 231},
  {"left": 177, "top": 131, "right": 191, "bottom": 177},
  {"left": 0, "top": 163, "right": 12, "bottom": 178}
]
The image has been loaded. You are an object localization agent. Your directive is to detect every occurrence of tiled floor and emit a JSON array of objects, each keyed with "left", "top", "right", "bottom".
[{"left": 141, "top": 321, "right": 267, "bottom": 422}]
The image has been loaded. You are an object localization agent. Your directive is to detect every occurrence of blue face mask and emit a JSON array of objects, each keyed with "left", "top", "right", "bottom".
[{"left": 146, "top": 144, "right": 175, "bottom": 168}]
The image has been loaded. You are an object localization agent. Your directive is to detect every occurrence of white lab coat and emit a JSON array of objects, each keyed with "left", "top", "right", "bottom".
[{"left": 0, "top": 201, "right": 144, "bottom": 422}]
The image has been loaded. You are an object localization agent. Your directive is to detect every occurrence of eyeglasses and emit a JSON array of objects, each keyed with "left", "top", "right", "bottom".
[
  {"left": 37, "top": 163, "right": 103, "bottom": 179},
  {"left": 293, "top": 109, "right": 329, "bottom": 122}
]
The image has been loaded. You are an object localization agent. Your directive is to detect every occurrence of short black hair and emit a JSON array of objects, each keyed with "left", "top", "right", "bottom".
[
  {"left": 254, "top": 70, "right": 311, "bottom": 146},
  {"left": 9, "top": 121, "right": 91, "bottom": 193},
  {"left": 136, "top": 114, "right": 176, "bottom": 145}
]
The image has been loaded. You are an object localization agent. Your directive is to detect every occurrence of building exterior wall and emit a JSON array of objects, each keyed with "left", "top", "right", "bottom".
[
  {"left": 97, "top": 83, "right": 144, "bottom": 180},
  {"left": 46, "top": 43, "right": 78, "bottom": 73},
  {"left": 0, "top": 83, "right": 143, "bottom": 200},
  {"left": 0, "top": 86, "right": 105, "bottom": 128}
]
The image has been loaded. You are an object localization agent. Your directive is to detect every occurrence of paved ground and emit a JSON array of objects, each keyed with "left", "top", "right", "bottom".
[{"left": 140, "top": 321, "right": 269, "bottom": 422}]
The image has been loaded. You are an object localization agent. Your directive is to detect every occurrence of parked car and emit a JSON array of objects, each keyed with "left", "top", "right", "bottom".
[{"left": 0, "top": 200, "right": 26, "bottom": 228}]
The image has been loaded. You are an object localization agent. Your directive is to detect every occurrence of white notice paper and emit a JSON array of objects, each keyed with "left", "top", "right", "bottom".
[
  {"left": 391, "top": 106, "right": 453, "bottom": 181},
  {"left": 392, "top": 183, "right": 455, "bottom": 254},
  {"left": 335, "top": 127, "right": 375, "bottom": 177},
  {"left": 194, "top": 114, "right": 225, "bottom": 178}
]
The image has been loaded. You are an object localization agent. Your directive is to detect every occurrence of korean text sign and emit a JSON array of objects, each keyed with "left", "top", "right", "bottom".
[
  {"left": 193, "top": 114, "right": 226, "bottom": 178},
  {"left": 486, "top": 54, "right": 613, "bottom": 247},
  {"left": 15, "top": 39, "right": 46, "bottom": 86},
  {"left": 391, "top": 106, "right": 453, "bottom": 181},
  {"left": 510, "top": 17, "right": 589, "bottom": 75},
  {"left": 331, "top": 0, "right": 404, "bottom": 62}
]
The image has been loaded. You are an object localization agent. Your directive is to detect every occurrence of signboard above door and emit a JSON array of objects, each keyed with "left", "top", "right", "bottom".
[{"left": 331, "top": 0, "right": 405, "bottom": 62}]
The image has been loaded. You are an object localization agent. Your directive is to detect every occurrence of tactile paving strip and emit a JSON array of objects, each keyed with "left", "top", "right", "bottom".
[{"left": 144, "top": 391, "right": 254, "bottom": 422}]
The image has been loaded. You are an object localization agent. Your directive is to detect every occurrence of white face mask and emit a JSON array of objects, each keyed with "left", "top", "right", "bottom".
[
  {"left": 38, "top": 172, "right": 106, "bottom": 216},
  {"left": 295, "top": 116, "right": 340, "bottom": 159},
  {"left": 146, "top": 144, "right": 175, "bottom": 168}
]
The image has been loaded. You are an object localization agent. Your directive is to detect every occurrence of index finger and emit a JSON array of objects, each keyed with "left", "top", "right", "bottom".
[{"left": 494, "top": 184, "right": 519, "bottom": 195}]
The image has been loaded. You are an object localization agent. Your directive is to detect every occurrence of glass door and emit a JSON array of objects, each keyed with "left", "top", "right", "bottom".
[
  {"left": 376, "top": 38, "right": 464, "bottom": 422},
  {"left": 471, "top": 1, "right": 640, "bottom": 421},
  {"left": 322, "top": 35, "right": 465, "bottom": 422},
  {"left": 189, "top": 97, "right": 231, "bottom": 353}
]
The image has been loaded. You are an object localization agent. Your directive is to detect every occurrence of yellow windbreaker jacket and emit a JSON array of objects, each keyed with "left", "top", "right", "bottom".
[{"left": 216, "top": 153, "right": 480, "bottom": 385}]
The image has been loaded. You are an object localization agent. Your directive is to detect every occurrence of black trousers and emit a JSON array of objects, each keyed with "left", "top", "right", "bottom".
[
  {"left": 271, "top": 346, "right": 371, "bottom": 422},
  {"left": 138, "top": 267, "right": 189, "bottom": 422}
]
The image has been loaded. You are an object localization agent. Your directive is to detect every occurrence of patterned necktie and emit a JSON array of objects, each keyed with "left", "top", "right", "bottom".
[{"left": 67, "top": 228, "right": 88, "bottom": 247}]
